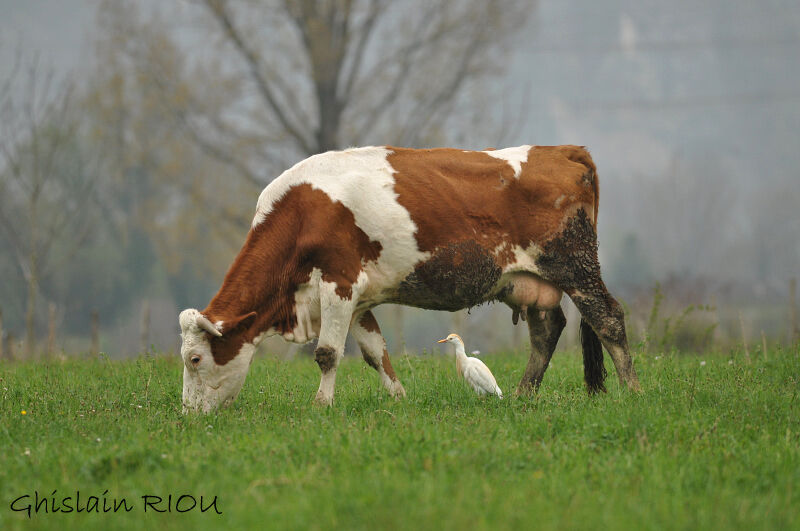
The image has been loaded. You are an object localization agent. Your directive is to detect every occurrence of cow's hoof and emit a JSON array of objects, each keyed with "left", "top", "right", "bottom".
[
  {"left": 390, "top": 381, "right": 407, "bottom": 400},
  {"left": 314, "top": 392, "right": 334, "bottom": 407},
  {"left": 514, "top": 383, "right": 536, "bottom": 397}
]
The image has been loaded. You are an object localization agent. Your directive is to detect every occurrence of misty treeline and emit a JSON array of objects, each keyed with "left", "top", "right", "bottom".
[{"left": 0, "top": 0, "right": 797, "bottom": 357}]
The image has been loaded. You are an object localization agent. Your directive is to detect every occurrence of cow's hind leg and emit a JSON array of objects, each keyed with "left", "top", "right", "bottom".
[
  {"left": 350, "top": 311, "right": 406, "bottom": 399},
  {"left": 314, "top": 282, "right": 360, "bottom": 406},
  {"left": 537, "top": 209, "right": 641, "bottom": 391},
  {"left": 516, "top": 305, "right": 566, "bottom": 395}
]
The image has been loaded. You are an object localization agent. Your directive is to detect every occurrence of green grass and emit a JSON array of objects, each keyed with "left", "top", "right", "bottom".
[{"left": 1, "top": 347, "right": 799, "bottom": 530}]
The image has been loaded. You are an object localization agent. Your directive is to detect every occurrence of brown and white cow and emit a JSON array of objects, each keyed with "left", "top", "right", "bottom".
[{"left": 179, "top": 145, "right": 641, "bottom": 412}]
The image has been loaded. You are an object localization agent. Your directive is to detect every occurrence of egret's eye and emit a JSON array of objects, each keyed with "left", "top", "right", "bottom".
[{"left": 191, "top": 355, "right": 201, "bottom": 365}]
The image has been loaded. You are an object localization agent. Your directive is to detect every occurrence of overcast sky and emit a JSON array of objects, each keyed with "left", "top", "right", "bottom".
[{"left": 3, "top": 0, "right": 798, "bottom": 260}]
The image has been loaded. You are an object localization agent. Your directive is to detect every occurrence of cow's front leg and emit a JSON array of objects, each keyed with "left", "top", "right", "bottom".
[
  {"left": 350, "top": 311, "right": 406, "bottom": 399},
  {"left": 314, "top": 280, "right": 360, "bottom": 406}
]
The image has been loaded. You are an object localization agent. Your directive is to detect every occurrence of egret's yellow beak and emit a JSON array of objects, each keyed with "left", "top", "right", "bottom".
[{"left": 437, "top": 338, "right": 447, "bottom": 343}]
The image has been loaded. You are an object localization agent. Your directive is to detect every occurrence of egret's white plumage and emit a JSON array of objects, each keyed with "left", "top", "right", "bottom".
[{"left": 437, "top": 334, "right": 503, "bottom": 398}]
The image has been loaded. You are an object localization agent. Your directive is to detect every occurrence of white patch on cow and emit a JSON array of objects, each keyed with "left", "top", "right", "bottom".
[
  {"left": 511, "top": 243, "right": 544, "bottom": 272},
  {"left": 554, "top": 194, "right": 566, "bottom": 208},
  {"left": 317, "top": 271, "right": 367, "bottom": 350},
  {"left": 481, "top": 145, "right": 532, "bottom": 178},
  {"left": 291, "top": 268, "right": 322, "bottom": 343},
  {"left": 251, "top": 147, "right": 427, "bottom": 303},
  {"left": 313, "top": 271, "right": 370, "bottom": 405}
]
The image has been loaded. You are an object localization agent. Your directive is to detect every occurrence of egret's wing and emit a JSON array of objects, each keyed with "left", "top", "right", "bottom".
[{"left": 464, "top": 359, "right": 500, "bottom": 395}]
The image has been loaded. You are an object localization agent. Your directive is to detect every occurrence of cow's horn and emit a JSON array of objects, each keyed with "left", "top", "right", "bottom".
[{"left": 196, "top": 314, "right": 222, "bottom": 337}]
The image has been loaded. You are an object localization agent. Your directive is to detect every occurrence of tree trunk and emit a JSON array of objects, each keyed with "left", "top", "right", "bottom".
[
  {"left": 6, "top": 332, "right": 15, "bottom": 361},
  {"left": 314, "top": 84, "right": 342, "bottom": 153},
  {"left": 739, "top": 311, "right": 750, "bottom": 363},
  {"left": 791, "top": 278, "right": 798, "bottom": 345},
  {"left": 140, "top": 299, "right": 150, "bottom": 354},
  {"left": 47, "top": 302, "right": 56, "bottom": 357},
  {"left": 25, "top": 255, "right": 38, "bottom": 359},
  {"left": 91, "top": 310, "right": 100, "bottom": 356}
]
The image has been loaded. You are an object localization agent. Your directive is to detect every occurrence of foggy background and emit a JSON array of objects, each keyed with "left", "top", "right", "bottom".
[{"left": 1, "top": 0, "right": 798, "bottom": 359}]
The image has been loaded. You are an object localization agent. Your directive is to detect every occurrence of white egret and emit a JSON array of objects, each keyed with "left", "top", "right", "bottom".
[{"left": 437, "top": 333, "right": 503, "bottom": 398}]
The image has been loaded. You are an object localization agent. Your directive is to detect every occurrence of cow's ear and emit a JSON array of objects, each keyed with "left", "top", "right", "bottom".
[{"left": 219, "top": 311, "right": 257, "bottom": 334}]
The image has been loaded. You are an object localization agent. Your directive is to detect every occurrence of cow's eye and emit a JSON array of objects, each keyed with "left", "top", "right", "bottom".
[{"left": 191, "top": 355, "right": 201, "bottom": 365}]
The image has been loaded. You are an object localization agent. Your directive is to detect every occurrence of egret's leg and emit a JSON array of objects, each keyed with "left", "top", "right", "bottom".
[
  {"left": 350, "top": 311, "right": 406, "bottom": 399},
  {"left": 516, "top": 305, "right": 566, "bottom": 395}
]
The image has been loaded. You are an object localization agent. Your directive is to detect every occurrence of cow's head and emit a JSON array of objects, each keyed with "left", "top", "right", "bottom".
[{"left": 178, "top": 308, "right": 257, "bottom": 413}]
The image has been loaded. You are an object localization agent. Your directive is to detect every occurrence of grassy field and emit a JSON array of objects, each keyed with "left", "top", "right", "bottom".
[{"left": 1, "top": 346, "right": 798, "bottom": 530}]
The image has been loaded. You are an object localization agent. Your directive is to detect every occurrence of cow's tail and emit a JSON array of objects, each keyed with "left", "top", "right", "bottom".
[
  {"left": 580, "top": 318, "right": 607, "bottom": 394},
  {"left": 582, "top": 148, "right": 600, "bottom": 228},
  {"left": 591, "top": 163, "right": 599, "bottom": 228}
]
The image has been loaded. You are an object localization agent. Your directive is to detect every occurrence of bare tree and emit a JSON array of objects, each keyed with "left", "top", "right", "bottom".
[
  {"left": 85, "top": 0, "right": 532, "bottom": 292},
  {"left": 0, "top": 58, "right": 102, "bottom": 357},
  {"left": 203, "top": 0, "right": 527, "bottom": 152},
  {"left": 97, "top": 0, "right": 531, "bottom": 195}
]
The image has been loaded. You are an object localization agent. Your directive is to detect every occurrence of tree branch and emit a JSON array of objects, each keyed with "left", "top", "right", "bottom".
[
  {"left": 202, "top": 0, "right": 315, "bottom": 155},
  {"left": 340, "top": 0, "right": 384, "bottom": 104}
]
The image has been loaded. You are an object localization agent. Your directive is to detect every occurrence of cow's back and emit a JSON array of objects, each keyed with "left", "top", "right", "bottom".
[
  {"left": 248, "top": 145, "right": 598, "bottom": 312},
  {"left": 387, "top": 145, "right": 596, "bottom": 258}
]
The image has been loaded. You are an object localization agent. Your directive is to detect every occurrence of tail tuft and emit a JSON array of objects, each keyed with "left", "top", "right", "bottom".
[{"left": 580, "top": 319, "right": 607, "bottom": 394}]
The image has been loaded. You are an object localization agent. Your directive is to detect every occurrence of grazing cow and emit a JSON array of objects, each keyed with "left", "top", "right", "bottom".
[{"left": 179, "top": 145, "right": 641, "bottom": 412}]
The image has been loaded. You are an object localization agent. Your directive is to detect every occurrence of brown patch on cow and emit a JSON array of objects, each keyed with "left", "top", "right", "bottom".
[
  {"left": 315, "top": 346, "right": 337, "bottom": 373},
  {"left": 388, "top": 145, "right": 598, "bottom": 269},
  {"left": 206, "top": 334, "right": 246, "bottom": 366},
  {"left": 381, "top": 350, "right": 397, "bottom": 381},
  {"left": 358, "top": 311, "right": 381, "bottom": 334},
  {"left": 202, "top": 184, "right": 381, "bottom": 365}
]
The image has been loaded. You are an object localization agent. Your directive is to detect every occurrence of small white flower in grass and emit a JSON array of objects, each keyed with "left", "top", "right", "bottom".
[
  {"left": 23, "top": 448, "right": 31, "bottom": 456},
  {"left": 161, "top": 454, "right": 168, "bottom": 459},
  {"left": 728, "top": 360, "right": 734, "bottom": 365},
  {"left": 654, "top": 356, "right": 661, "bottom": 360},
  {"left": 471, "top": 350, "right": 480, "bottom": 355},
  {"left": 700, "top": 361, "right": 706, "bottom": 366},
  {"left": 96, "top": 438, "right": 101, "bottom": 443}
]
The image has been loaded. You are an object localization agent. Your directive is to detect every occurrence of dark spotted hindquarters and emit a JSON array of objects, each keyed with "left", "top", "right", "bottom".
[
  {"left": 396, "top": 240, "right": 502, "bottom": 311},
  {"left": 536, "top": 208, "right": 640, "bottom": 391}
]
